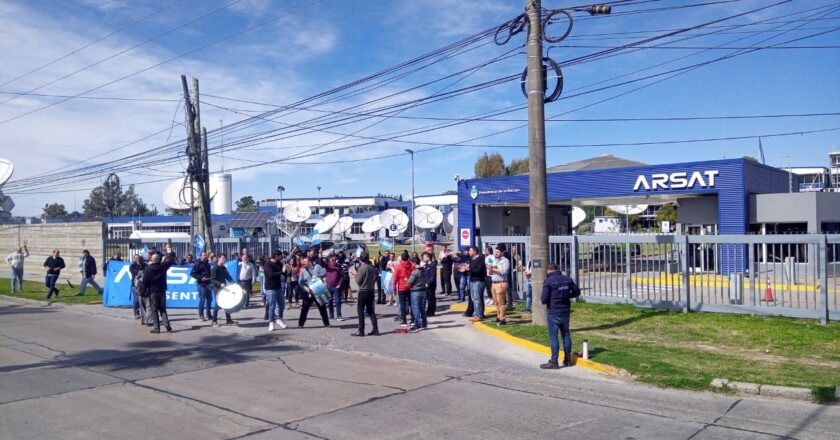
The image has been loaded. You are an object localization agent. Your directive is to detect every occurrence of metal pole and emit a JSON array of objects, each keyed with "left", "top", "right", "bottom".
[
  {"left": 406, "top": 149, "right": 416, "bottom": 253},
  {"left": 526, "top": 0, "right": 549, "bottom": 326}
]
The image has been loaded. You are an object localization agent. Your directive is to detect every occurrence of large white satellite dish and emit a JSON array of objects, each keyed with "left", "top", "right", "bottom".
[
  {"left": 314, "top": 213, "right": 339, "bottom": 234},
  {"left": 162, "top": 177, "right": 199, "bottom": 210},
  {"left": 283, "top": 202, "right": 312, "bottom": 223},
  {"left": 442, "top": 210, "right": 455, "bottom": 234},
  {"left": 379, "top": 209, "right": 409, "bottom": 233},
  {"left": 414, "top": 206, "right": 443, "bottom": 230},
  {"left": 608, "top": 204, "right": 648, "bottom": 215},
  {"left": 571, "top": 207, "right": 586, "bottom": 228},
  {"left": 0, "top": 158, "right": 14, "bottom": 187},
  {"left": 333, "top": 216, "right": 354, "bottom": 235},
  {"left": 361, "top": 215, "right": 382, "bottom": 233}
]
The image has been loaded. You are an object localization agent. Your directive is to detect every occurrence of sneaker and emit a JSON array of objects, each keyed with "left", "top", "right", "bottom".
[
  {"left": 498, "top": 320, "right": 507, "bottom": 326},
  {"left": 211, "top": 321, "right": 220, "bottom": 328},
  {"left": 540, "top": 361, "right": 560, "bottom": 370},
  {"left": 226, "top": 320, "right": 238, "bottom": 326},
  {"left": 469, "top": 317, "right": 483, "bottom": 322},
  {"left": 276, "top": 319, "right": 287, "bottom": 329},
  {"left": 410, "top": 327, "right": 421, "bottom": 333},
  {"left": 495, "top": 318, "right": 500, "bottom": 323},
  {"left": 150, "top": 329, "right": 161, "bottom": 334},
  {"left": 351, "top": 331, "right": 365, "bottom": 337},
  {"left": 337, "top": 317, "right": 344, "bottom": 321},
  {"left": 199, "top": 316, "right": 207, "bottom": 322},
  {"left": 400, "top": 322, "right": 409, "bottom": 327},
  {"left": 165, "top": 325, "right": 172, "bottom": 332},
  {"left": 367, "top": 329, "right": 380, "bottom": 336},
  {"left": 268, "top": 322, "right": 275, "bottom": 332}
]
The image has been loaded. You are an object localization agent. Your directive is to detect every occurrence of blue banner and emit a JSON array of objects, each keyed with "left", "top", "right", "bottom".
[
  {"left": 355, "top": 245, "right": 363, "bottom": 259},
  {"left": 379, "top": 238, "right": 393, "bottom": 250},
  {"left": 193, "top": 233, "right": 205, "bottom": 255},
  {"left": 103, "top": 260, "right": 240, "bottom": 308}
]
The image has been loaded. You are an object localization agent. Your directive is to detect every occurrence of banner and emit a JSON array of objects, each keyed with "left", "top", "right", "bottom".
[
  {"left": 380, "top": 270, "right": 393, "bottom": 295},
  {"left": 193, "top": 233, "right": 205, "bottom": 255},
  {"left": 379, "top": 238, "right": 393, "bottom": 250},
  {"left": 103, "top": 260, "right": 240, "bottom": 308}
]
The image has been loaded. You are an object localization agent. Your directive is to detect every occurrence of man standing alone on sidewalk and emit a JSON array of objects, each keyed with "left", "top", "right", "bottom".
[
  {"left": 6, "top": 245, "right": 29, "bottom": 293},
  {"left": 488, "top": 244, "right": 510, "bottom": 325},
  {"left": 351, "top": 251, "right": 379, "bottom": 337},
  {"left": 540, "top": 263, "right": 581, "bottom": 370}
]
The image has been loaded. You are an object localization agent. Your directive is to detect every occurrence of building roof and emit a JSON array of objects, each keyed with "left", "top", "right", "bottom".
[{"left": 547, "top": 155, "right": 648, "bottom": 173}]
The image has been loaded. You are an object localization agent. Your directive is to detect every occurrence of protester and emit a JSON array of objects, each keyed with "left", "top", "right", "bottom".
[
  {"left": 339, "top": 252, "right": 352, "bottom": 301},
  {"left": 407, "top": 257, "right": 428, "bottom": 332},
  {"left": 163, "top": 244, "right": 177, "bottom": 264},
  {"left": 129, "top": 254, "right": 147, "bottom": 321},
  {"left": 467, "top": 246, "right": 487, "bottom": 322},
  {"left": 351, "top": 251, "right": 379, "bottom": 336},
  {"left": 141, "top": 253, "right": 174, "bottom": 334},
  {"left": 262, "top": 251, "right": 287, "bottom": 331},
  {"left": 324, "top": 254, "right": 344, "bottom": 321},
  {"left": 483, "top": 245, "right": 494, "bottom": 305},
  {"left": 288, "top": 255, "right": 301, "bottom": 307},
  {"left": 43, "top": 249, "right": 66, "bottom": 299},
  {"left": 376, "top": 251, "right": 390, "bottom": 304},
  {"left": 238, "top": 254, "right": 257, "bottom": 308},
  {"left": 439, "top": 246, "right": 453, "bottom": 296},
  {"left": 524, "top": 260, "right": 533, "bottom": 312},
  {"left": 423, "top": 252, "right": 437, "bottom": 317},
  {"left": 454, "top": 250, "right": 467, "bottom": 303},
  {"left": 182, "top": 254, "right": 194, "bottom": 265},
  {"left": 540, "top": 263, "right": 581, "bottom": 369},
  {"left": 298, "top": 256, "right": 331, "bottom": 328},
  {"left": 78, "top": 250, "right": 103, "bottom": 296},
  {"left": 392, "top": 252, "right": 413, "bottom": 327},
  {"left": 488, "top": 244, "right": 511, "bottom": 325},
  {"left": 190, "top": 252, "right": 213, "bottom": 321},
  {"left": 103, "top": 251, "right": 122, "bottom": 274},
  {"left": 210, "top": 255, "right": 237, "bottom": 328},
  {"left": 5, "top": 244, "right": 29, "bottom": 293}
]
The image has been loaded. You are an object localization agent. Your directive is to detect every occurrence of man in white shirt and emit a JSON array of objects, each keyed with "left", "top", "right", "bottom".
[
  {"left": 6, "top": 245, "right": 29, "bottom": 293},
  {"left": 238, "top": 254, "right": 257, "bottom": 307},
  {"left": 488, "top": 244, "right": 511, "bottom": 325}
]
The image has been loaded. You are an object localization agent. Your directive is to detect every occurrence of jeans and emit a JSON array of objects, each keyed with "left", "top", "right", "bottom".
[
  {"left": 525, "top": 281, "right": 532, "bottom": 311},
  {"left": 327, "top": 286, "right": 341, "bottom": 318},
  {"left": 357, "top": 289, "right": 378, "bottom": 333},
  {"left": 264, "top": 289, "right": 282, "bottom": 322},
  {"left": 132, "top": 286, "right": 142, "bottom": 317},
  {"left": 410, "top": 289, "right": 427, "bottom": 328},
  {"left": 397, "top": 290, "right": 410, "bottom": 323},
  {"left": 45, "top": 274, "right": 59, "bottom": 298},
  {"left": 457, "top": 274, "right": 468, "bottom": 301},
  {"left": 150, "top": 292, "right": 170, "bottom": 331},
  {"left": 239, "top": 279, "right": 253, "bottom": 307},
  {"left": 440, "top": 270, "right": 452, "bottom": 295},
  {"left": 79, "top": 276, "right": 103, "bottom": 295},
  {"left": 469, "top": 280, "right": 486, "bottom": 318},
  {"left": 197, "top": 284, "right": 213, "bottom": 318},
  {"left": 548, "top": 312, "right": 572, "bottom": 365},
  {"left": 11, "top": 267, "right": 23, "bottom": 291},
  {"left": 212, "top": 289, "right": 232, "bottom": 322}
]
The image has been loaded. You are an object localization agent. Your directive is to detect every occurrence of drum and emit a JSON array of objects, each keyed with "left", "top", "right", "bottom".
[
  {"left": 308, "top": 277, "right": 329, "bottom": 306},
  {"left": 216, "top": 283, "right": 247, "bottom": 314}
]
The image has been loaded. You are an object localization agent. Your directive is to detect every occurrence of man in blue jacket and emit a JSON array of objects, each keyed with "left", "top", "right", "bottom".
[
  {"left": 78, "top": 250, "right": 103, "bottom": 296},
  {"left": 540, "top": 263, "right": 580, "bottom": 369}
]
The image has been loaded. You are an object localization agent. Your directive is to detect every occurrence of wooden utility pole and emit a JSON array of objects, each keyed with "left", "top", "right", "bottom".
[
  {"left": 181, "top": 75, "right": 215, "bottom": 254},
  {"left": 526, "top": 0, "right": 549, "bottom": 326},
  {"left": 181, "top": 75, "right": 199, "bottom": 245}
]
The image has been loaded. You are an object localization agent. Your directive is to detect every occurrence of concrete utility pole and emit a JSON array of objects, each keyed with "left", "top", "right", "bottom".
[
  {"left": 526, "top": 0, "right": 549, "bottom": 326},
  {"left": 202, "top": 127, "right": 215, "bottom": 251},
  {"left": 406, "top": 148, "right": 416, "bottom": 253},
  {"left": 181, "top": 75, "right": 214, "bottom": 254}
]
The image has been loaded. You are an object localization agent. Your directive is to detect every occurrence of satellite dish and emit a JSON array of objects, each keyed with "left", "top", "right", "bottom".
[
  {"left": 283, "top": 202, "right": 312, "bottom": 223},
  {"left": 442, "top": 210, "right": 455, "bottom": 234},
  {"left": 571, "top": 207, "right": 586, "bottom": 228},
  {"left": 162, "top": 177, "right": 199, "bottom": 210},
  {"left": 333, "top": 216, "right": 354, "bottom": 235},
  {"left": 608, "top": 204, "right": 648, "bottom": 215},
  {"left": 0, "top": 158, "right": 14, "bottom": 187},
  {"left": 379, "top": 209, "right": 409, "bottom": 233},
  {"left": 361, "top": 215, "right": 382, "bottom": 233},
  {"left": 413, "top": 206, "right": 443, "bottom": 230},
  {"left": 314, "top": 213, "right": 339, "bottom": 234}
]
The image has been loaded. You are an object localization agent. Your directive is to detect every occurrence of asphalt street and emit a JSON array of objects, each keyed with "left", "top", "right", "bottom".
[{"left": 1, "top": 294, "right": 838, "bottom": 440}]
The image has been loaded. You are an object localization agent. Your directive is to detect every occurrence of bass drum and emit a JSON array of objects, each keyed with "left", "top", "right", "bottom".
[{"left": 216, "top": 283, "right": 247, "bottom": 314}]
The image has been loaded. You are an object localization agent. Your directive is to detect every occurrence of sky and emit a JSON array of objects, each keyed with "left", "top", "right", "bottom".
[{"left": 0, "top": 0, "right": 838, "bottom": 217}]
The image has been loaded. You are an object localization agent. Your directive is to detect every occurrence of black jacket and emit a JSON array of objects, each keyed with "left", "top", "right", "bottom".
[
  {"left": 262, "top": 260, "right": 283, "bottom": 290},
  {"left": 141, "top": 261, "right": 173, "bottom": 297},
  {"left": 424, "top": 261, "right": 437, "bottom": 285},
  {"left": 190, "top": 260, "right": 212, "bottom": 285},
  {"left": 81, "top": 255, "right": 97, "bottom": 278},
  {"left": 540, "top": 270, "right": 580, "bottom": 315},
  {"left": 44, "top": 256, "right": 66, "bottom": 275},
  {"left": 440, "top": 254, "right": 453, "bottom": 272},
  {"left": 468, "top": 255, "right": 487, "bottom": 282}
]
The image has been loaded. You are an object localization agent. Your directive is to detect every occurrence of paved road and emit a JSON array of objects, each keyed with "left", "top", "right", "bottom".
[{"left": 1, "top": 295, "right": 838, "bottom": 440}]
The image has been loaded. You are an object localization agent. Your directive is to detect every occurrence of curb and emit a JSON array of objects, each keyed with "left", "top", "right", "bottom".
[
  {"left": 449, "top": 303, "right": 497, "bottom": 314},
  {"left": 711, "top": 378, "right": 823, "bottom": 402},
  {"left": 470, "top": 320, "right": 622, "bottom": 377}
]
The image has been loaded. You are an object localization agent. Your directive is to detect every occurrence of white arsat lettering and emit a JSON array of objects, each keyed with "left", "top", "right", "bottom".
[{"left": 633, "top": 170, "right": 718, "bottom": 191}]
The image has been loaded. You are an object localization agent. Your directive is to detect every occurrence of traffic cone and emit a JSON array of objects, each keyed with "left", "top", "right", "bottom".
[{"left": 763, "top": 275, "right": 775, "bottom": 302}]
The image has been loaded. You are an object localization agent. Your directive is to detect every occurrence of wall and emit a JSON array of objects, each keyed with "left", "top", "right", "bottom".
[
  {"left": 0, "top": 222, "right": 106, "bottom": 283},
  {"left": 476, "top": 206, "right": 569, "bottom": 236},
  {"left": 678, "top": 196, "right": 719, "bottom": 225}
]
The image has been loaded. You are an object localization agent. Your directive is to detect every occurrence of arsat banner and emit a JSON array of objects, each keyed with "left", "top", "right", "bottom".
[{"left": 103, "top": 260, "right": 240, "bottom": 308}]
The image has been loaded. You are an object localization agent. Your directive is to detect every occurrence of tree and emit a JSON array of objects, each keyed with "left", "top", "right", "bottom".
[
  {"left": 165, "top": 207, "right": 191, "bottom": 216},
  {"left": 42, "top": 203, "right": 67, "bottom": 219},
  {"left": 82, "top": 180, "right": 152, "bottom": 217},
  {"left": 474, "top": 152, "right": 507, "bottom": 178},
  {"left": 235, "top": 196, "right": 258, "bottom": 213},
  {"left": 443, "top": 190, "right": 458, "bottom": 195},
  {"left": 656, "top": 203, "right": 678, "bottom": 224},
  {"left": 507, "top": 157, "right": 529, "bottom": 175}
]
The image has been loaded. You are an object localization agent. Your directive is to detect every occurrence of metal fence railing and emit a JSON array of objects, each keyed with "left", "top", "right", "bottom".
[
  {"left": 479, "top": 234, "right": 839, "bottom": 323},
  {"left": 103, "top": 237, "right": 292, "bottom": 263}
]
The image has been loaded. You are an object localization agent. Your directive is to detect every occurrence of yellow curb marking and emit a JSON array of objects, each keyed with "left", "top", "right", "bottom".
[{"left": 449, "top": 303, "right": 497, "bottom": 314}]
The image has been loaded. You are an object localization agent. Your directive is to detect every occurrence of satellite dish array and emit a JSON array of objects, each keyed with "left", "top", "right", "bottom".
[{"left": 0, "top": 158, "right": 14, "bottom": 214}]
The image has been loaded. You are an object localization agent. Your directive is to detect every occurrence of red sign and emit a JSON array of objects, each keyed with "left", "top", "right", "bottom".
[{"left": 461, "top": 230, "right": 469, "bottom": 240}]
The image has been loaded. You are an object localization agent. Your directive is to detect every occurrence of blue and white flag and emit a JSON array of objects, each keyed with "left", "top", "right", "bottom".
[
  {"left": 140, "top": 245, "right": 150, "bottom": 260},
  {"left": 311, "top": 235, "right": 321, "bottom": 246},
  {"left": 193, "top": 233, "right": 206, "bottom": 255},
  {"left": 379, "top": 238, "right": 393, "bottom": 251},
  {"left": 307, "top": 228, "right": 319, "bottom": 238},
  {"left": 355, "top": 245, "right": 363, "bottom": 259}
]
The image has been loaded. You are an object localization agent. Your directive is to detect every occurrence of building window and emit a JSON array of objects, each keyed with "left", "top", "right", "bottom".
[{"left": 351, "top": 223, "right": 364, "bottom": 234}]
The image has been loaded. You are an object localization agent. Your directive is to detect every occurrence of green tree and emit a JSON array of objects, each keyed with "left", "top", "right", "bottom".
[
  {"left": 82, "top": 180, "right": 152, "bottom": 217},
  {"left": 443, "top": 190, "right": 458, "bottom": 195},
  {"left": 474, "top": 152, "right": 507, "bottom": 178},
  {"left": 42, "top": 203, "right": 68, "bottom": 218},
  {"left": 507, "top": 157, "right": 529, "bottom": 175},
  {"left": 235, "top": 196, "right": 259, "bottom": 212},
  {"left": 656, "top": 203, "right": 678, "bottom": 224},
  {"left": 165, "top": 207, "right": 191, "bottom": 216}
]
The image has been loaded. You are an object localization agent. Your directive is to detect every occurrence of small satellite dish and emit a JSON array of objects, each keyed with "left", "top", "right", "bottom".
[
  {"left": 361, "top": 215, "right": 382, "bottom": 233},
  {"left": 162, "top": 177, "right": 199, "bottom": 210},
  {"left": 283, "top": 202, "right": 312, "bottom": 223},
  {"left": 571, "top": 207, "right": 586, "bottom": 228},
  {"left": 333, "top": 216, "right": 354, "bottom": 235},
  {"left": 608, "top": 204, "right": 648, "bottom": 215},
  {"left": 379, "top": 209, "right": 409, "bottom": 233},
  {"left": 414, "top": 206, "right": 443, "bottom": 230},
  {"left": 314, "top": 213, "right": 339, "bottom": 234},
  {"left": 0, "top": 158, "right": 14, "bottom": 187}
]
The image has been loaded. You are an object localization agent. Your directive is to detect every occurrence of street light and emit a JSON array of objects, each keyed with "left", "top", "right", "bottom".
[
  {"left": 406, "top": 149, "right": 416, "bottom": 253},
  {"left": 317, "top": 185, "right": 322, "bottom": 216}
]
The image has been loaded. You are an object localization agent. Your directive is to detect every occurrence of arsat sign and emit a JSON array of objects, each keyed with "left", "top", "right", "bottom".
[{"left": 633, "top": 170, "right": 719, "bottom": 191}]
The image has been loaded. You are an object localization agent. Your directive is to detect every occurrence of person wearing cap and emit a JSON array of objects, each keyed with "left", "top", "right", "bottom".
[{"left": 488, "top": 244, "right": 511, "bottom": 325}]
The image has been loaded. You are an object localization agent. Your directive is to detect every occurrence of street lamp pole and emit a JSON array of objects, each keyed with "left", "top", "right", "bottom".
[
  {"left": 317, "top": 186, "right": 322, "bottom": 217},
  {"left": 276, "top": 185, "right": 285, "bottom": 215},
  {"left": 406, "top": 149, "right": 416, "bottom": 253}
]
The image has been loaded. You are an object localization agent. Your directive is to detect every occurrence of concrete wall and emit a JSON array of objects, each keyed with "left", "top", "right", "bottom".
[
  {"left": 678, "top": 196, "right": 718, "bottom": 225},
  {"left": 750, "top": 192, "right": 840, "bottom": 233},
  {"left": 0, "top": 222, "right": 106, "bottom": 283}
]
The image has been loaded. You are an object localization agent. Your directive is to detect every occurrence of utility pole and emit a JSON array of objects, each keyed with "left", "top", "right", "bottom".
[
  {"left": 202, "top": 127, "right": 214, "bottom": 251},
  {"left": 406, "top": 149, "right": 416, "bottom": 253},
  {"left": 526, "top": 0, "right": 549, "bottom": 326},
  {"left": 181, "top": 75, "right": 214, "bottom": 254}
]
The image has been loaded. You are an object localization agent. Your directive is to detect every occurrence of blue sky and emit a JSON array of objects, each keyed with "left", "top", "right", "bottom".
[{"left": 0, "top": 0, "right": 838, "bottom": 216}]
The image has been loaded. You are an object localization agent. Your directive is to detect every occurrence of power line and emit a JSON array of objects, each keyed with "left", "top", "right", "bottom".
[{"left": 0, "top": 91, "right": 180, "bottom": 102}]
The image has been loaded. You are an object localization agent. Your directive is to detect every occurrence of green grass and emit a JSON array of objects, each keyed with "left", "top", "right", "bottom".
[
  {"left": 0, "top": 276, "right": 106, "bottom": 304},
  {"left": 499, "top": 302, "right": 840, "bottom": 402}
]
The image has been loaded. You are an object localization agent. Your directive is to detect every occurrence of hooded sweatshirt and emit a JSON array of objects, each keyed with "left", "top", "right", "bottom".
[
  {"left": 407, "top": 267, "right": 427, "bottom": 292},
  {"left": 393, "top": 259, "right": 414, "bottom": 292}
]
